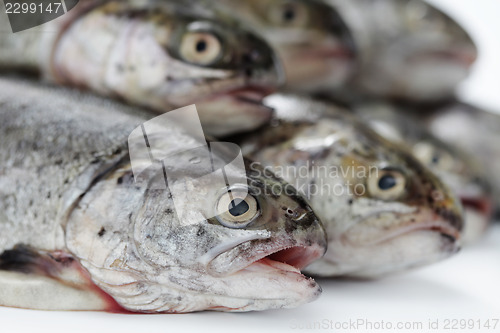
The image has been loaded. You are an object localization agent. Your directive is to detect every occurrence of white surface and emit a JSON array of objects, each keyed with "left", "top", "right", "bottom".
[{"left": 1, "top": 1, "right": 499, "bottom": 332}]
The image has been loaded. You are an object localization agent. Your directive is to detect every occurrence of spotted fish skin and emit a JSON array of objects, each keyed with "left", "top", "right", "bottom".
[
  {"left": 235, "top": 93, "right": 464, "bottom": 278},
  {"left": 326, "top": 0, "right": 477, "bottom": 102},
  {"left": 0, "top": 78, "right": 327, "bottom": 313},
  {"left": 0, "top": 0, "right": 283, "bottom": 137}
]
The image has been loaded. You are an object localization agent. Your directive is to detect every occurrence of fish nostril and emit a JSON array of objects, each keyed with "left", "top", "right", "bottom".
[
  {"left": 243, "top": 53, "right": 252, "bottom": 64},
  {"left": 243, "top": 49, "right": 265, "bottom": 66},
  {"left": 431, "top": 190, "right": 445, "bottom": 202},
  {"left": 244, "top": 67, "right": 253, "bottom": 77}
]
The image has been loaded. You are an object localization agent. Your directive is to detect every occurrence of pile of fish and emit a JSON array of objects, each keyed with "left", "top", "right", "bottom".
[{"left": 0, "top": 0, "right": 497, "bottom": 313}]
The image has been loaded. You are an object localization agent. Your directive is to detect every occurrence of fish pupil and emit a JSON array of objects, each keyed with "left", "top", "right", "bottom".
[
  {"left": 228, "top": 199, "right": 249, "bottom": 217},
  {"left": 378, "top": 175, "right": 397, "bottom": 190},
  {"left": 283, "top": 6, "right": 295, "bottom": 22},
  {"left": 196, "top": 40, "right": 207, "bottom": 53}
]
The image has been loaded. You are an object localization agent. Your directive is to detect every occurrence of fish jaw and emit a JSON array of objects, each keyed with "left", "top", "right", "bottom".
[
  {"left": 306, "top": 208, "right": 461, "bottom": 278},
  {"left": 280, "top": 42, "right": 355, "bottom": 92},
  {"left": 307, "top": 229, "right": 459, "bottom": 278},
  {"left": 196, "top": 85, "right": 276, "bottom": 136},
  {"left": 202, "top": 212, "right": 327, "bottom": 309}
]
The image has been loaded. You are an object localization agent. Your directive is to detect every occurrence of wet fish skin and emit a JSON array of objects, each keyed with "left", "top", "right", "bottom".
[
  {"left": 0, "top": 78, "right": 327, "bottom": 313},
  {"left": 327, "top": 0, "right": 477, "bottom": 102},
  {"left": 355, "top": 102, "right": 493, "bottom": 243},
  {"left": 0, "top": 0, "right": 282, "bottom": 137},
  {"left": 421, "top": 101, "right": 500, "bottom": 218},
  {"left": 207, "top": 0, "right": 356, "bottom": 93},
  {"left": 235, "top": 93, "right": 463, "bottom": 278}
]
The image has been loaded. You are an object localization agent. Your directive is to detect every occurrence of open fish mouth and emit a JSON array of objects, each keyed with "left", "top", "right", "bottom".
[
  {"left": 460, "top": 195, "right": 493, "bottom": 243},
  {"left": 460, "top": 195, "right": 494, "bottom": 218},
  {"left": 203, "top": 85, "right": 276, "bottom": 109},
  {"left": 241, "top": 245, "right": 324, "bottom": 275},
  {"left": 229, "top": 86, "right": 276, "bottom": 106},
  {"left": 208, "top": 241, "right": 326, "bottom": 277},
  {"left": 194, "top": 85, "right": 277, "bottom": 135},
  {"left": 201, "top": 239, "right": 325, "bottom": 309}
]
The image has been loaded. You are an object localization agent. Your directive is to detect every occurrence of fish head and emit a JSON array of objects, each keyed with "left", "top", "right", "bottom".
[
  {"left": 354, "top": 0, "right": 477, "bottom": 100},
  {"left": 66, "top": 154, "right": 326, "bottom": 312},
  {"left": 112, "top": 2, "right": 284, "bottom": 136},
  {"left": 216, "top": 0, "right": 356, "bottom": 92},
  {"left": 411, "top": 135, "right": 493, "bottom": 244},
  {"left": 313, "top": 122, "right": 464, "bottom": 277},
  {"left": 241, "top": 98, "right": 463, "bottom": 278},
  {"left": 357, "top": 103, "right": 493, "bottom": 244}
]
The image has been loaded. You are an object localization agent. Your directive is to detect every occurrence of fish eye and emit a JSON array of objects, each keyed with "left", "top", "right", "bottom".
[
  {"left": 368, "top": 168, "right": 407, "bottom": 201},
  {"left": 215, "top": 187, "right": 260, "bottom": 229},
  {"left": 405, "top": 1, "right": 444, "bottom": 30},
  {"left": 179, "top": 31, "right": 222, "bottom": 66},
  {"left": 413, "top": 142, "right": 454, "bottom": 171},
  {"left": 268, "top": 1, "right": 310, "bottom": 27}
]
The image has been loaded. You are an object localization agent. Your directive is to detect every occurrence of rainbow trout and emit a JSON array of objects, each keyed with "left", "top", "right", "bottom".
[
  {"left": 0, "top": 0, "right": 282, "bottom": 136},
  {"left": 235, "top": 93, "right": 463, "bottom": 278},
  {"left": 0, "top": 78, "right": 327, "bottom": 313},
  {"left": 327, "top": 0, "right": 477, "bottom": 102},
  {"left": 203, "top": 0, "right": 355, "bottom": 93},
  {"left": 422, "top": 101, "right": 500, "bottom": 217},
  {"left": 355, "top": 102, "right": 493, "bottom": 243}
]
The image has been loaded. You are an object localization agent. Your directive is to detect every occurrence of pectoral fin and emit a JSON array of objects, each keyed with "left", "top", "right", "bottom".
[{"left": 0, "top": 245, "right": 124, "bottom": 312}]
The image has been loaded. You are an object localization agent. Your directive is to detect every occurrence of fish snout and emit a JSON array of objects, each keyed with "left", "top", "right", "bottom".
[
  {"left": 286, "top": 208, "right": 328, "bottom": 262},
  {"left": 327, "top": 7, "right": 357, "bottom": 58},
  {"left": 239, "top": 33, "right": 286, "bottom": 87},
  {"left": 427, "top": 187, "right": 464, "bottom": 236}
]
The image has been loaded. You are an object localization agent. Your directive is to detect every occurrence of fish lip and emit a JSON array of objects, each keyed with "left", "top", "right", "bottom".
[
  {"left": 346, "top": 211, "right": 462, "bottom": 247},
  {"left": 204, "top": 85, "right": 277, "bottom": 108},
  {"left": 206, "top": 241, "right": 326, "bottom": 278},
  {"left": 228, "top": 86, "right": 277, "bottom": 105},
  {"left": 377, "top": 220, "right": 461, "bottom": 245},
  {"left": 244, "top": 244, "right": 326, "bottom": 273},
  {"left": 408, "top": 48, "right": 477, "bottom": 67}
]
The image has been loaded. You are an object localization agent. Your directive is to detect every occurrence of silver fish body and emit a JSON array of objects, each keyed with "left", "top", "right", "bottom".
[
  {"left": 355, "top": 102, "right": 493, "bottom": 243},
  {"left": 0, "top": 78, "right": 327, "bottom": 313},
  {"left": 235, "top": 93, "right": 463, "bottom": 278},
  {"left": 326, "top": 0, "right": 477, "bottom": 102},
  {"left": 0, "top": 0, "right": 282, "bottom": 136}
]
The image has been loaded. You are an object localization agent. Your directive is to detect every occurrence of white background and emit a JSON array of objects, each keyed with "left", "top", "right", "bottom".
[
  {"left": 427, "top": 0, "right": 500, "bottom": 112},
  {"left": 1, "top": 1, "right": 499, "bottom": 332}
]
